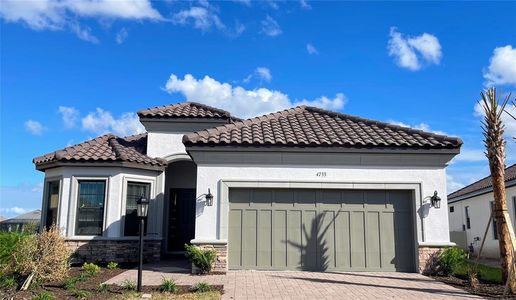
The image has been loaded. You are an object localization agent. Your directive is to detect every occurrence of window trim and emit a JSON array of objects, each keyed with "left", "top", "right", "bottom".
[
  {"left": 120, "top": 176, "right": 155, "bottom": 237},
  {"left": 41, "top": 176, "right": 63, "bottom": 230},
  {"left": 69, "top": 176, "right": 109, "bottom": 238}
]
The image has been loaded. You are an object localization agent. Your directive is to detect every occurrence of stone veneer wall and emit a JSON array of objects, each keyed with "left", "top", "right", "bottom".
[
  {"left": 190, "top": 243, "right": 228, "bottom": 274},
  {"left": 418, "top": 246, "right": 445, "bottom": 274},
  {"left": 66, "top": 239, "right": 162, "bottom": 264}
]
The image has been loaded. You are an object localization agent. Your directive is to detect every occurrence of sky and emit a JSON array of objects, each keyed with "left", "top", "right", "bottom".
[{"left": 0, "top": 0, "right": 515, "bottom": 218}]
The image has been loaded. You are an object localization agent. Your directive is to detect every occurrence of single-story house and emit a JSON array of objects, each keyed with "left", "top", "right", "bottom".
[
  {"left": 0, "top": 209, "right": 41, "bottom": 232},
  {"left": 33, "top": 102, "right": 461, "bottom": 273},
  {"left": 448, "top": 164, "right": 516, "bottom": 259}
]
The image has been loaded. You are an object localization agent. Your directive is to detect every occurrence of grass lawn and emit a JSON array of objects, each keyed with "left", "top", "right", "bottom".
[
  {"left": 111, "top": 291, "right": 221, "bottom": 299},
  {"left": 453, "top": 261, "right": 503, "bottom": 284}
]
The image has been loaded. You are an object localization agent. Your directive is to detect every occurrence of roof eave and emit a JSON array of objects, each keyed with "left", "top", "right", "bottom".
[{"left": 34, "top": 160, "right": 166, "bottom": 172}]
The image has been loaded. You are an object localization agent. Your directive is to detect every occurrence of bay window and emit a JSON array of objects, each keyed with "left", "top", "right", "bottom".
[
  {"left": 44, "top": 181, "right": 60, "bottom": 229},
  {"left": 75, "top": 180, "right": 106, "bottom": 236}
]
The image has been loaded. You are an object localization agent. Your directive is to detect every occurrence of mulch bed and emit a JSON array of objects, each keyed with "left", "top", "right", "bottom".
[
  {"left": 431, "top": 275, "right": 516, "bottom": 299},
  {"left": 1, "top": 266, "right": 224, "bottom": 300}
]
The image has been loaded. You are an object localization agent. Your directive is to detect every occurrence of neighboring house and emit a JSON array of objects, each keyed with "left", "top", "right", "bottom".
[
  {"left": 0, "top": 210, "right": 41, "bottom": 232},
  {"left": 33, "top": 102, "right": 461, "bottom": 273},
  {"left": 448, "top": 164, "right": 516, "bottom": 259}
]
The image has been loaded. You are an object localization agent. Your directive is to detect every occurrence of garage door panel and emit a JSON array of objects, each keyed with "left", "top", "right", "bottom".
[
  {"left": 228, "top": 209, "right": 242, "bottom": 268},
  {"left": 272, "top": 210, "right": 287, "bottom": 268},
  {"left": 228, "top": 188, "right": 415, "bottom": 272},
  {"left": 257, "top": 210, "right": 272, "bottom": 268},
  {"left": 242, "top": 210, "right": 257, "bottom": 268},
  {"left": 350, "top": 211, "right": 366, "bottom": 269}
]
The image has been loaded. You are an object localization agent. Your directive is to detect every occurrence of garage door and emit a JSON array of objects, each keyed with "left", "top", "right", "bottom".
[{"left": 228, "top": 188, "right": 416, "bottom": 272}]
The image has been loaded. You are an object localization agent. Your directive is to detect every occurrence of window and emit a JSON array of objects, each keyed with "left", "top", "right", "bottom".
[
  {"left": 124, "top": 182, "right": 150, "bottom": 236},
  {"left": 491, "top": 201, "right": 498, "bottom": 240},
  {"left": 465, "top": 206, "right": 471, "bottom": 229},
  {"left": 45, "top": 181, "right": 60, "bottom": 229},
  {"left": 75, "top": 180, "right": 106, "bottom": 236},
  {"left": 449, "top": 206, "right": 454, "bottom": 213}
]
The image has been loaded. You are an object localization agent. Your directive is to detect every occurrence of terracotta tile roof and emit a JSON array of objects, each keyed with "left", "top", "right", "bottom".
[
  {"left": 448, "top": 164, "right": 516, "bottom": 200},
  {"left": 183, "top": 106, "right": 462, "bottom": 149},
  {"left": 137, "top": 101, "right": 238, "bottom": 120},
  {"left": 33, "top": 133, "right": 167, "bottom": 170}
]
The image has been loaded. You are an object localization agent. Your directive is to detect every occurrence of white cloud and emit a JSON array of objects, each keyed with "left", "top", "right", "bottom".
[
  {"left": 0, "top": 206, "right": 28, "bottom": 215},
  {"left": 484, "top": 45, "right": 516, "bottom": 86},
  {"left": 306, "top": 43, "right": 318, "bottom": 55},
  {"left": 116, "top": 27, "right": 128, "bottom": 44},
  {"left": 388, "top": 120, "right": 447, "bottom": 136},
  {"left": 447, "top": 174, "right": 465, "bottom": 194},
  {"left": 24, "top": 120, "right": 44, "bottom": 135},
  {"left": 388, "top": 27, "right": 442, "bottom": 71},
  {"left": 255, "top": 67, "right": 272, "bottom": 82},
  {"left": 81, "top": 108, "right": 144, "bottom": 137},
  {"left": 0, "top": 0, "right": 161, "bottom": 41},
  {"left": 260, "top": 15, "right": 282, "bottom": 37},
  {"left": 300, "top": 0, "right": 311, "bottom": 10},
  {"left": 453, "top": 148, "right": 485, "bottom": 162},
  {"left": 172, "top": 6, "right": 224, "bottom": 31},
  {"left": 164, "top": 73, "right": 346, "bottom": 119},
  {"left": 0, "top": 182, "right": 42, "bottom": 218},
  {"left": 58, "top": 106, "right": 80, "bottom": 128},
  {"left": 232, "top": 0, "right": 252, "bottom": 6}
]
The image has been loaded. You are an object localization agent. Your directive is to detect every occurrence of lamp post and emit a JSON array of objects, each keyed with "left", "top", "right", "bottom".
[{"left": 136, "top": 196, "right": 149, "bottom": 293}]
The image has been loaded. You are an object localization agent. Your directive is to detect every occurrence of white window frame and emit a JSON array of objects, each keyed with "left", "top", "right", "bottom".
[
  {"left": 120, "top": 176, "right": 156, "bottom": 237},
  {"left": 69, "top": 176, "right": 110, "bottom": 238}
]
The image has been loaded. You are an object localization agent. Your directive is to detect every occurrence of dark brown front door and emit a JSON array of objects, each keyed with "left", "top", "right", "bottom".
[{"left": 167, "top": 188, "right": 196, "bottom": 252}]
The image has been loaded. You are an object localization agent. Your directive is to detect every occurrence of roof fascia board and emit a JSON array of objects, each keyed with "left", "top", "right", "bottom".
[
  {"left": 35, "top": 161, "right": 166, "bottom": 172},
  {"left": 448, "top": 178, "right": 516, "bottom": 203}
]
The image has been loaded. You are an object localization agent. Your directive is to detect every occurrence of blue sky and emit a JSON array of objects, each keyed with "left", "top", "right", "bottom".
[{"left": 1, "top": 1, "right": 515, "bottom": 218}]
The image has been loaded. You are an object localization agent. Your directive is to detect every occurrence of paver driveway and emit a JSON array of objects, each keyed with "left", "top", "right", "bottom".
[{"left": 107, "top": 267, "right": 480, "bottom": 299}]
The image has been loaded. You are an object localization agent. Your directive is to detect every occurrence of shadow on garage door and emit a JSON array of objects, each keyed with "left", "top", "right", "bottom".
[{"left": 228, "top": 188, "right": 416, "bottom": 272}]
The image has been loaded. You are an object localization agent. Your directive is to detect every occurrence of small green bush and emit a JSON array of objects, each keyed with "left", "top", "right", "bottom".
[
  {"left": 63, "top": 277, "right": 79, "bottom": 290},
  {"left": 438, "top": 246, "right": 467, "bottom": 276},
  {"left": 184, "top": 244, "right": 217, "bottom": 274},
  {"left": 97, "top": 283, "right": 109, "bottom": 292},
  {"left": 0, "top": 231, "right": 31, "bottom": 269},
  {"left": 107, "top": 261, "right": 118, "bottom": 270},
  {"left": 0, "top": 274, "right": 17, "bottom": 289},
  {"left": 159, "top": 278, "right": 178, "bottom": 293},
  {"left": 71, "top": 288, "right": 91, "bottom": 299},
  {"left": 191, "top": 282, "right": 212, "bottom": 293},
  {"left": 32, "top": 291, "right": 55, "bottom": 300},
  {"left": 82, "top": 262, "right": 101, "bottom": 275},
  {"left": 121, "top": 279, "right": 136, "bottom": 291}
]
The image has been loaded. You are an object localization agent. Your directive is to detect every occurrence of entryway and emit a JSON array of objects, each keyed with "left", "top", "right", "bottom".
[{"left": 164, "top": 160, "right": 197, "bottom": 254}]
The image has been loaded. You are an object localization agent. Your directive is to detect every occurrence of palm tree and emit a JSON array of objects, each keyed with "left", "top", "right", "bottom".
[{"left": 480, "top": 87, "right": 515, "bottom": 290}]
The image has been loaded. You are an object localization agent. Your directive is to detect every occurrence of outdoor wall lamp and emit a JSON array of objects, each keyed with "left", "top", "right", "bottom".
[
  {"left": 430, "top": 191, "right": 441, "bottom": 208},
  {"left": 205, "top": 189, "right": 214, "bottom": 206}
]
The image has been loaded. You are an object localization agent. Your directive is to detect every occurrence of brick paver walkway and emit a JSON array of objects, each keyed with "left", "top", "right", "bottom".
[{"left": 106, "top": 268, "right": 480, "bottom": 299}]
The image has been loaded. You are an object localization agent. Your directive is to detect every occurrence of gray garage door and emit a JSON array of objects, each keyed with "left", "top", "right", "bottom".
[{"left": 228, "top": 188, "right": 416, "bottom": 272}]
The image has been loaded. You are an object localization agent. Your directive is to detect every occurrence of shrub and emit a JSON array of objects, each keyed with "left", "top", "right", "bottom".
[
  {"left": 184, "top": 244, "right": 217, "bottom": 274},
  {"left": 63, "top": 277, "right": 79, "bottom": 290},
  {"left": 97, "top": 283, "right": 109, "bottom": 292},
  {"left": 121, "top": 279, "right": 136, "bottom": 291},
  {"left": 438, "top": 247, "right": 467, "bottom": 276},
  {"left": 107, "top": 261, "right": 118, "bottom": 270},
  {"left": 32, "top": 291, "right": 55, "bottom": 300},
  {"left": 82, "top": 262, "right": 101, "bottom": 276},
  {"left": 191, "top": 282, "right": 212, "bottom": 293},
  {"left": 9, "top": 226, "right": 70, "bottom": 283},
  {"left": 0, "top": 230, "right": 31, "bottom": 271},
  {"left": 71, "top": 288, "right": 91, "bottom": 299},
  {"left": 159, "top": 278, "right": 178, "bottom": 293},
  {"left": 0, "top": 274, "right": 17, "bottom": 289}
]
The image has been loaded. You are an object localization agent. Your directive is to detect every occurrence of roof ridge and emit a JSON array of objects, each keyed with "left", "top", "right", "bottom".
[
  {"left": 304, "top": 106, "right": 463, "bottom": 145},
  {"left": 448, "top": 163, "right": 516, "bottom": 197},
  {"left": 107, "top": 136, "right": 128, "bottom": 161},
  {"left": 137, "top": 101, "right": 235, "bottom": 119}
]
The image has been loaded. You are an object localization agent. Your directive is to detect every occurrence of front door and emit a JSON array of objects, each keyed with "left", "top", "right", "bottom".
[{"left": 167, "top": 188, "right": 196, "bottom": 253}]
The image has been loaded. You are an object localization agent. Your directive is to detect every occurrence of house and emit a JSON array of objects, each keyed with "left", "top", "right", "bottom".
[
  {"left": 448, "top": 164, "right": 516, "bottom": 259},
  {"left": 0, "top": 210, "right": 41, "bottom": 232},
  {"left": 33, "top": 102, "right": 461, "bottom": 273}
]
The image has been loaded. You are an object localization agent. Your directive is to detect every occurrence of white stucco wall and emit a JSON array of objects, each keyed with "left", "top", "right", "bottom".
[
  {"left": 448, "top": 185, "right": 516, "bottom": 258},
  {"left": 42, "top": 166, "right": 165, "bottom": 240},
  {"left": 147, "top": 132, "right": 187, "bottom": 159},
  {"left": 193, "top": 164, "right": 451, "bottom": 246}
]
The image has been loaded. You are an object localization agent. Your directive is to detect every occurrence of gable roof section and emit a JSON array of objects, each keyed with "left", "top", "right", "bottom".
[
  {"left": 138, "top": 101, "right": 238, "bottom": 121},
  {"left": 448, "top": 164, "right": 516, "bottom": 201},
  {"left": 183, "top": 106, "right": 462, "bottom": 150},
  {"left": 33, "top": 133, "right": 167, "bottom": 171}
]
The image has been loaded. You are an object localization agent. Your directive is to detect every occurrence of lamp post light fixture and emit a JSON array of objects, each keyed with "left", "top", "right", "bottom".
[
  {"left": 136, "top": 196, "right": 149, "bottom": 292},
  {"left": 430, "top": 191, "right": 441, "bottom": 209},
  {"left": 205, "top": 188, "right": 214, "bottom": 206}
]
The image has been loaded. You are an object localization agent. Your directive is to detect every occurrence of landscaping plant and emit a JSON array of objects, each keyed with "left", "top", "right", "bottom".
[
  {"left": 107, "top": 261, "right": 118, "bottom": 270},
  {"left": 97, "top": 283, "right": 110, "bottom": 292},
  {"left": 32, "top": 291, "right": 55, "bottom": 300},
  {"left": 159, "top": 278, "right": 178, "bottom": 293},
  {"left": 81, "top": 262, "right": 101, "bottom": 276},
  {"left": 184, "top": 244, "right": 217, "bottom": 274},
  {"left": 438, "top": 247, "right": 467, "bottom": 276},
  {"left": 121, "top": 279, "right": 137, "bottom": 291},
  {"left": 191, "top": 282, "right": 212, "bottom": 293},
  {"left": 71, "top": 288, "right": 91, "bottom": 299}
]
